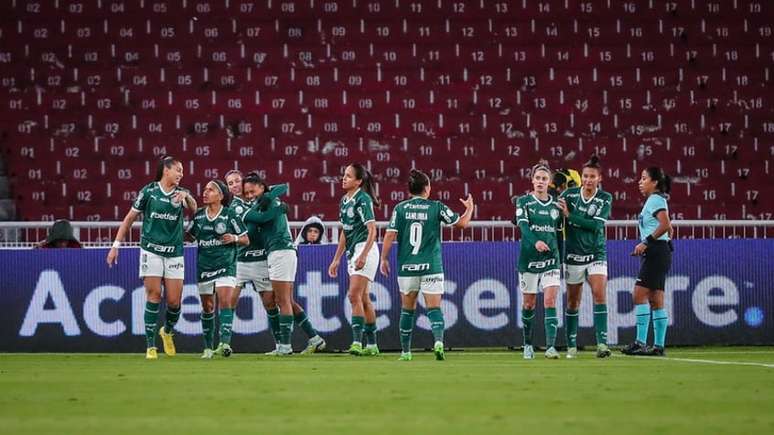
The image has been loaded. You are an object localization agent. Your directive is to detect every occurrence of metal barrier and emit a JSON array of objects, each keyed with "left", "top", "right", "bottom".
[{"left": 1, "top": 220, "right": 773, "bottom": 248}]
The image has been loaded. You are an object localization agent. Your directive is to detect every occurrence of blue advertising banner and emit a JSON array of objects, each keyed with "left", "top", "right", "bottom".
[{"left": 1, "top": 240, "right": 771, "bottom": 352}]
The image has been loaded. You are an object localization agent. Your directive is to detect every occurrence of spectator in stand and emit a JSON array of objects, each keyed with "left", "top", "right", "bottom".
[
  {"left": 294, "top": 216, "right": 328, "bottom": 246},
  {"left": 38, "top": 220, "right": 82, "bottom": 248}
]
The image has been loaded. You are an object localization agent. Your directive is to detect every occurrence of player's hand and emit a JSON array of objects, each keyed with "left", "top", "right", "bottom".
[
  {"left": 221, "top": 234, "right": 236, "bottom": 244},
  {"left": 535, "top": 241, "right": 550, "bottom": 252},
  {"left": 460, "top": 194, "right": 474, "bottom": 210},
  {"left": 327, "top": 260, "right": 339, "bottom": 278},
  {"left": 355, "top": 255, "right": 366, "bottom": 271},
  {"left": 631, "top": 242, "right": 648, "bottom": 256},
  {"left": 106, "top": 248, "right": 118, "bottom": 268},
  {"left": 172, "top": 190, "right": 188, "bottom": 205},
  {"left": 557, "top": 198, "right": 569, "bottom": 217},
  {"left": 380, "top": 259, "right": 390, "bottom": 276}
]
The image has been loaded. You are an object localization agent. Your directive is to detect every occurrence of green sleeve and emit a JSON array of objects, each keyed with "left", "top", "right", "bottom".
[
  {"left": 243, "top": 199, "right": 285, "bottom": 224},
  {"left": 266, "top": 183, "right": 289, "bottom": 200},
  {"left": 187, "top": 217, "right": 200, "bottom": 239},
  {"left": 131, "top": 185, "right": 150, "bottom": 212},
  {"left": 568, "top": 210, "right": 603, "bottom": 231},
  {"left": 229, "top": 210, "right": 247, "bottom": 235},
  {"left": 518, "top": 221, "right": 537, "bottom": 249}
]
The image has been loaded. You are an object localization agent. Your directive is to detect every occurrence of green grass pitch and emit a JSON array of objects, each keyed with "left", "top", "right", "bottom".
[{"left": 1, "top": 347, "right": 773, "bottom": 435}]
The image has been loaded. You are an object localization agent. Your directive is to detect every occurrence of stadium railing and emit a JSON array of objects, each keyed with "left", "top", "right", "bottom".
[{"left": 0, "top": 220, "right": 773, "bottom": 248}]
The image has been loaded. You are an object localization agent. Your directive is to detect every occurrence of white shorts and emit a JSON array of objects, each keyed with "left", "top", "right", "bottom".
[
  {"left": 198, "top": 276, "right": 238, "bottom": 295},
  {"left": 398, "top": 274, "right": 445, "bottom": 295},
  {"left": 347, "top": 242, "right": 380, "bottom": 282},
  {"left": 267, "top": 249, "right": 297, "bottom": 282},
  {"left": 519, "top": 269, "right": 561, "bottom": 294},
  {"left": 565, "top": 261, "right": 608, "bottom": 285},
  {"left": 138, "top": 249, "right": 184, "bottom": 280},
  {"left": 236, "top": 261, "right": 272, "bottom": 292}
]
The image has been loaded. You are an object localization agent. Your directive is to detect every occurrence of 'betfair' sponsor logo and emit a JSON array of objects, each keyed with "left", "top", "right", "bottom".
[
  {"left": 198, "top": 239, "right": 224, "bottom": 248},
  {"left": 150, "top": 211, "right": 178, "bottom": 221},
  {"left": 529, "top": 224, "right": 555, "bottom": 232}
]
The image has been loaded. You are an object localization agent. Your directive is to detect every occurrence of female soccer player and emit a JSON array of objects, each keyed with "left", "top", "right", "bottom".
[
  {"left": 187, "top": 180, "right": 248, "bottom": 358},
  {"left": 224, "top": 169, "right": 250, "bottom": 309},
  {"left": 328, "top": 164, "right": 380, "bottom": 356},
  {"left": 240, "top": 179, "right": 325, "bottom": 355},
  {"left": 622, "top": 167, "right": 673, "bottom": 356},
  {"left": 380, "top": 169, "right": 474, "bottom": 361},
  {"left": 106, "top": 156, "right": 196, "bottom": 359},
  {"left": 514, "top": 162, "right": 564, "bottom": 359},
  {"left": 557, "top": 156, "right": 613, "bottom": 358}
]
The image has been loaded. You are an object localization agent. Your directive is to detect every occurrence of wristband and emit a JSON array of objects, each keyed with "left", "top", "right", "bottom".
[
  {"left": 112, "top": 241, "right": 121, "bottom": 249},
  {"left": 645, "top": 235, "right": 656, "bottom": 245}
]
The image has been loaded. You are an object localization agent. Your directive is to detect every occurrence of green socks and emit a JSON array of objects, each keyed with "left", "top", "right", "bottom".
[
  {"left": 279, "top": 314, "right": 294, "bottom": 345},
  {"left": 294, "top": 310, "right": 318, "bottom": 339},
  {"left": 351, "top": 315, "right": 365, "bottom": 345},
  {"left": 163, "top": 305, "right": 181, "bottom": 334},
  {"left": 635, "top": 304, "right": 651, "bottom": 344},
  {"left": 399, "top": 309, "right": 415, "bottom": 354},
  {"left": 522, "top": 308, "right": 535, "bottom": 346},
  {"left": 545, "top": 307, "right": 558, "bottom": 348},
  {"left": 201, "top": 311, "right": 215, "bottom": 349},
  {"left": 426, "top": 308, "right": 445, "bottom": 343},
  {"left": 652, "top": 308, "right": 668, "bottom": 348},
  {"left": 144, "top": 302, "right": 160, "bottom": 348},
  {"left": 565, "top": 308, "right": 579, "bottom": 348},
  {"left": 364, "top": 322, "right": 377, "bottom": 346},
  {"left": 266, "top": 307, "right": 281, "bottom": 345},
  {"left": 593, "top": 304, "right": 608, "bottom": 345},
  {"left": 219, "top": 308, "right": 234, "bottom": 345}
]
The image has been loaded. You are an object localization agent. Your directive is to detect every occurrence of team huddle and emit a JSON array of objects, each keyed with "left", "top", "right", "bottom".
[{"left": 106, "top": 155, "right": 673, "bottom": 360}]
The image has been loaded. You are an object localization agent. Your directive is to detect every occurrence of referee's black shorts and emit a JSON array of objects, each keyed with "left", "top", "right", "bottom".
[{"left": 636, "top": 240, "right": 673, "bottom": 290}]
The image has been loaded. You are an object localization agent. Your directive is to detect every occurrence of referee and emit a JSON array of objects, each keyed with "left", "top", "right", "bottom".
[{"left": 622, "top": 167, "right": 673, "bottom": 357}]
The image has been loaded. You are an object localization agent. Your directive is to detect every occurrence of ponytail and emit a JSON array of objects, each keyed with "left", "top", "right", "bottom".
[
  {"left": 645, "top": 166, "right": 671, "bottom": 194},
  {"left": 408, "top": 169, "right": 430, "bottom": 195},
  {"left": 155, "top": 155, "right": 180, "bottom": 182},
  {"left": 350, "top": 163, "right": 381, "bottom": 207}
]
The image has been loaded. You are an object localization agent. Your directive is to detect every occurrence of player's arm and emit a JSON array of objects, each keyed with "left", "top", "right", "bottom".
[
  {"left": 106, "top": 208, "right": 140, "bottom": 267},
  {"left": 223, "top": 213, "right": 250, "bottom": 246},
  {"left": 243, "top": 200, "right": 286, "bottom": 224},
  {"left": 649, "top": 210, "right": 671, "bottom": 241},
  {"left": 380, "top": 230, "right": 397, "bottom": 276},
  {"left": 328, "top": 229, "right": 347, "bottom": 278},
  {"left": 453, "top": 194, "right": 475, "bottom": 229}
]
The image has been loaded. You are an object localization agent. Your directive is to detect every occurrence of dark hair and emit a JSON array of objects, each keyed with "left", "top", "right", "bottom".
[
  {"left": 242, "top": 171, "right": 269, "bottom": 191},
  {"left": 350, "top": 163, "right": 381, "bottom": 207},
  {"left": 583, "top": 155, "right": 602, "bottom": 172},
  {"left": 408, "top": 169, "right": 430, "bottom": 195},
  {"left": 154, "top": 155, "right": 180, "bottom": 182},
  {"left": 210, "top": 180, "right": 233, "bottom": 207},
  {"left": 645, "top": 166, "right": 672, "bottom": 194}
]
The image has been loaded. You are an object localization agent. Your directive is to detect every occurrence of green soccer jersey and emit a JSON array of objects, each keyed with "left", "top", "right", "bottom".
[
  {"left": 560, "top": 187, "right": 612, "bottom": 265},
  {"left": 131, "top": 182, "right": 187, "bottom": 257},
  {"left": 235, "top": 184, "right": 289, "bottom": 262},
  {"left": 243, "top": 197, "right": 295, "bottom": 254},
  {"left": 188, "top": 206, "right": 247, "bottom": 283},
  {"left": 339, "top": 189, "right": 376, "bottom": 258},
  {"left": 515, "top": 194, "right": 562, "bottom": 273},
  {"left": 387, "top": 196, "right": 460, "bottom": 277}
]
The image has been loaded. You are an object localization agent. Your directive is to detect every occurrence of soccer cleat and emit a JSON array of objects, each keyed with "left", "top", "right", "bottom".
[
  {"left": 264, "top": 345, "right": 280, "bottom": 356},
  {"left": 433, "top": 342, "right": 445, "bottom": 361},
  {"left": 145, "top": 347, "right": 158, "bottom": 360},
  {"left": 219, "top": 343, "right": 233, "bottom": 358},
  {"left": 523, "top": 345, "right": 535, "bottom": 360},
  {"left": 566, "top": 347, "right": 578, "bottom": 359},
  {"left": 348, "top": 342, "right": 364, "bottom": 356},
  {"left": 201, "top": 348, "right": 214, "bottom": 359},
  {"left": 301, "top": 336, "right": 326, "bottom": 354},
  {"left": 362, "top": 345, "right": 380, "bottom": 356},
  {"left": 621, "top": 341, "right": 649, "bottom": 356},
  {"left": 596, "top": 344, "right": 612, "bottom": 358},
  {"left": 158, "top": 326, "right": 176, "bottom": 356},
  {"left": 276, "top": 344, "right": 293, "bottom": 356},
  {"left": 398, "top": 352, "right": 413, "bottom": 361},
  {"left": 545, "top": 346, "right": 560, "bottom": 359},
  {"left": 646, "top": 346, "right": 666, "bottom": 357}
]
